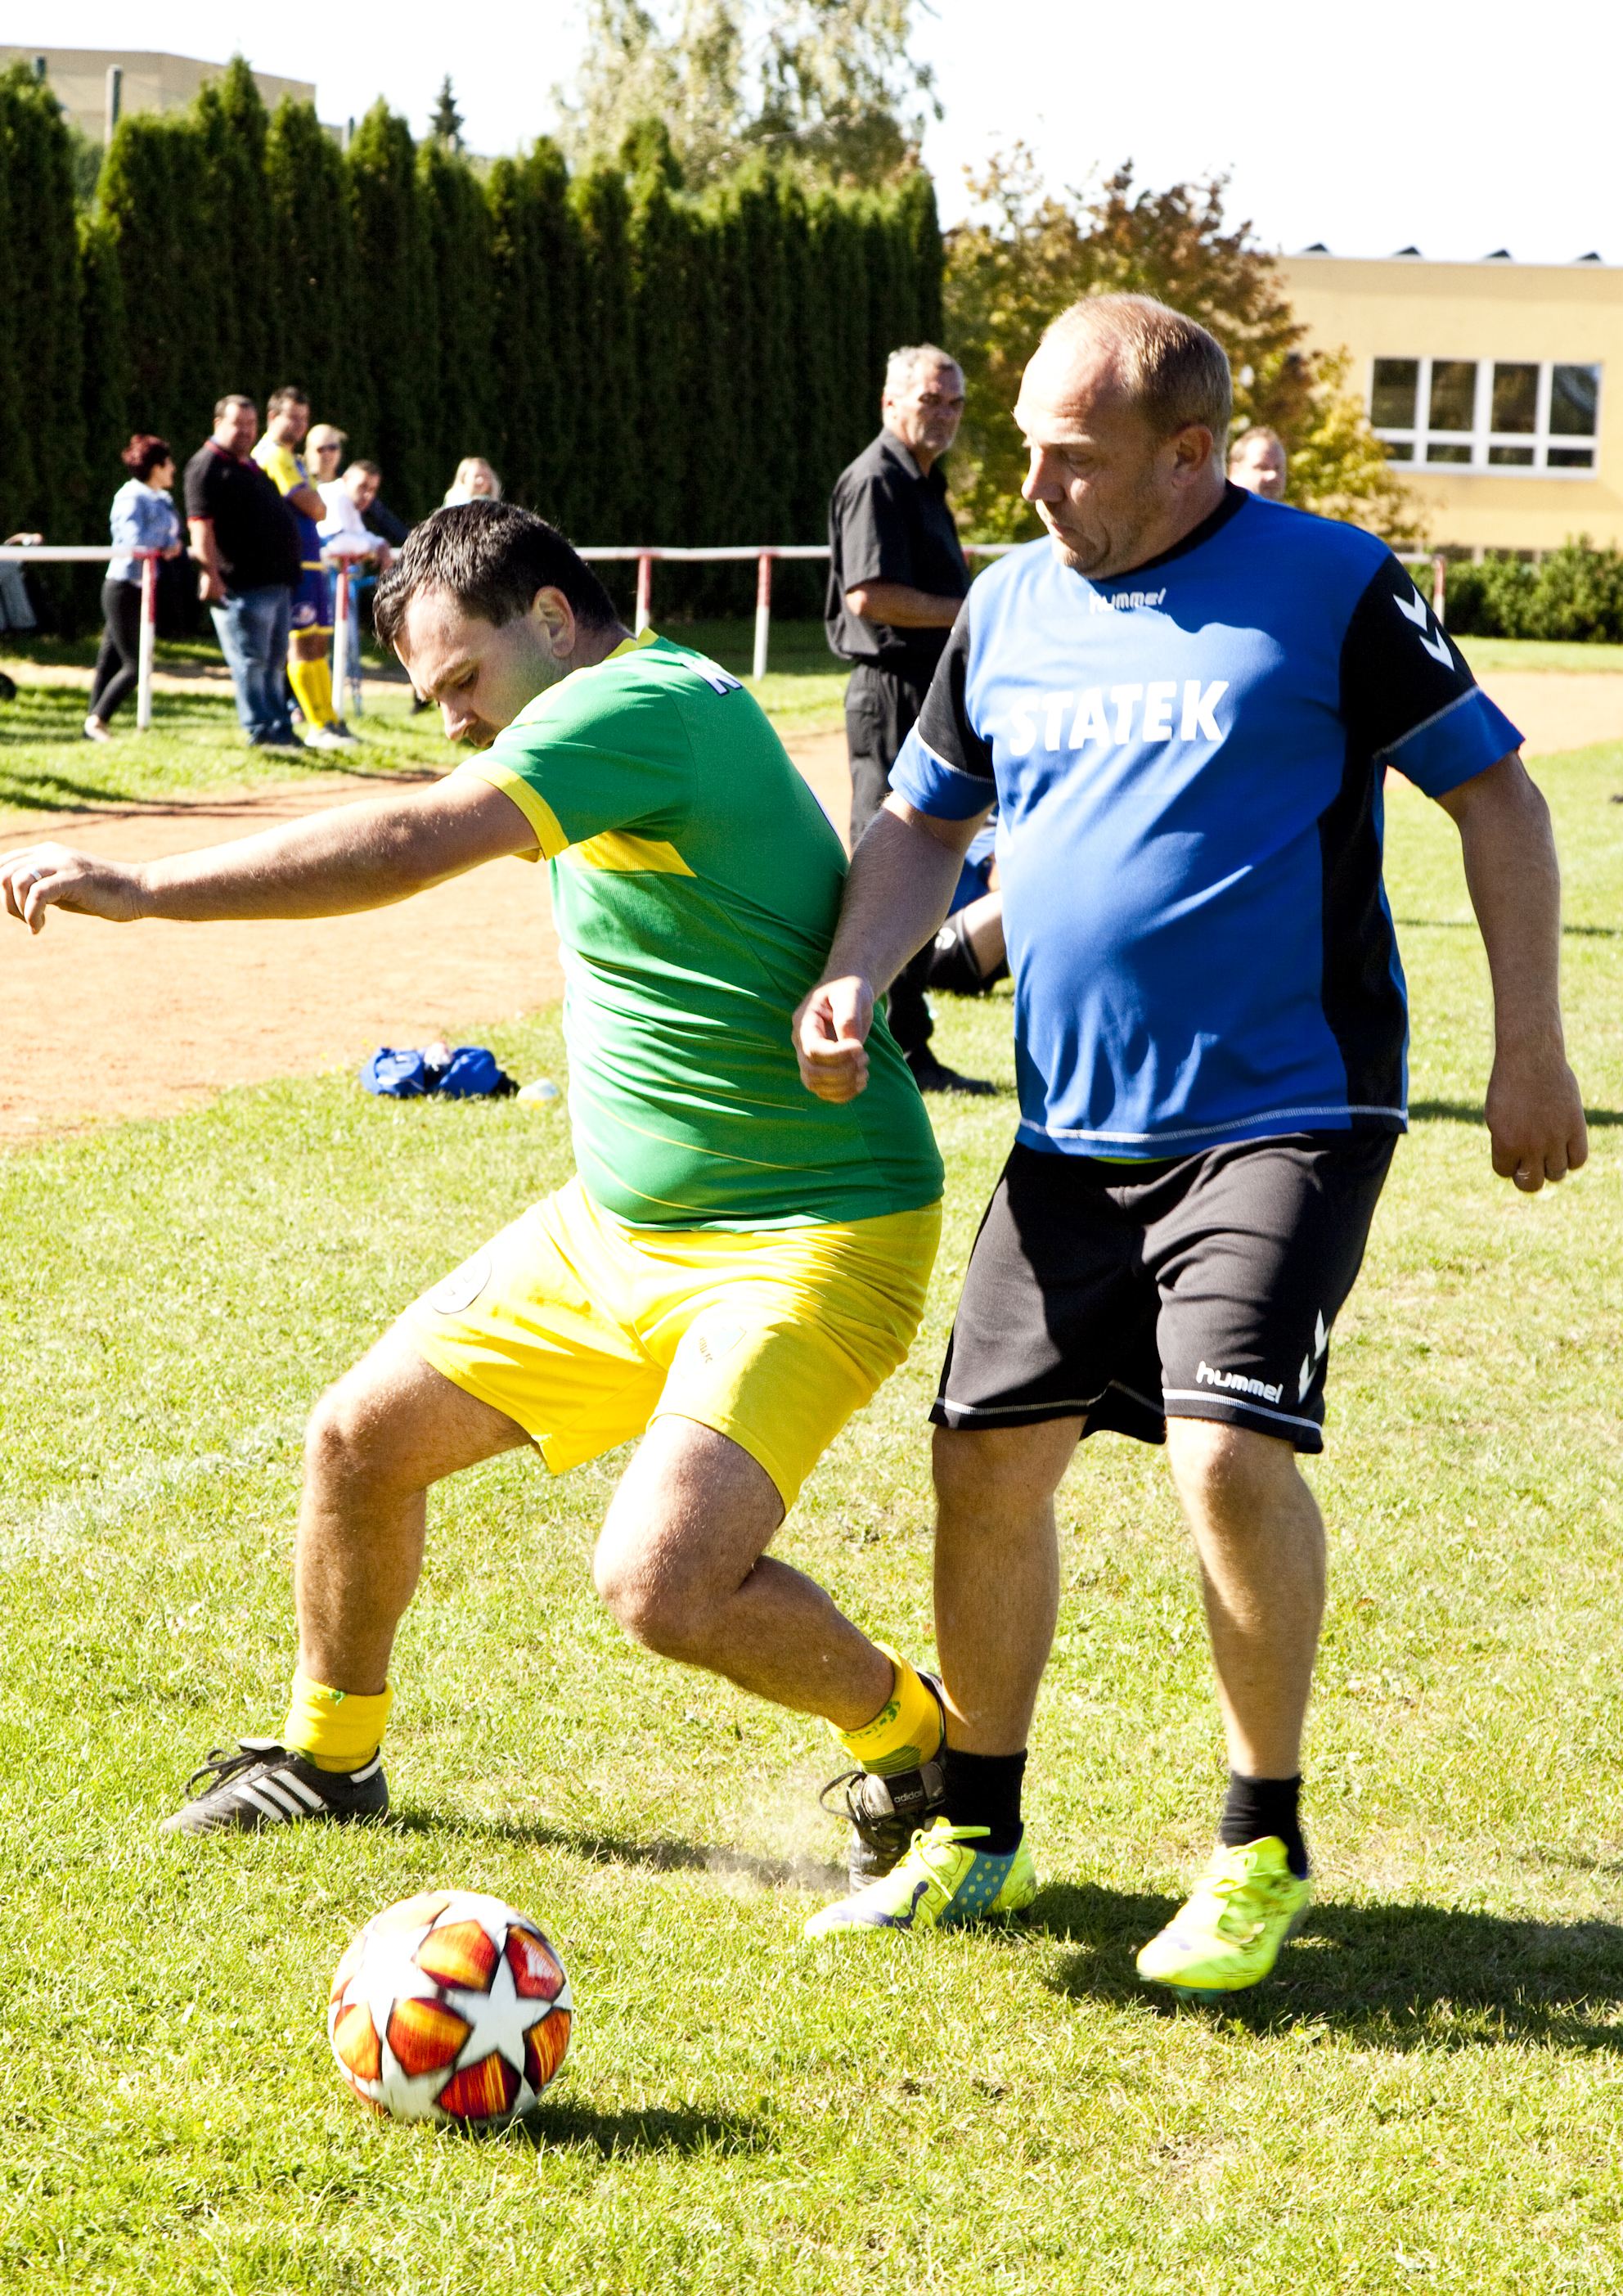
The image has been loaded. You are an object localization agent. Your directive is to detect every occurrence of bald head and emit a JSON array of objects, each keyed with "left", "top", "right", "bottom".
[{"left": 1014, "top": 294, "right": 1232, "bottom": 579}]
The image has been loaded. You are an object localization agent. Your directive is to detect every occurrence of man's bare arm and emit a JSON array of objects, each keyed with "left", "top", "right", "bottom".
[
  {"left": 845, "top": 581, "right": 963, "bottom": 630},
  {"left": 1433, "top": 750, "right": 1587, "bottom": 1191},
  {"left": 0, "top": 776, "right": 538, "bottom": 935},
  {"left": 187, "top": 516, "right": 224, "bottom": 602},
  {"left": 794, "top": 795, "right": 987, "bottom": 1102}
]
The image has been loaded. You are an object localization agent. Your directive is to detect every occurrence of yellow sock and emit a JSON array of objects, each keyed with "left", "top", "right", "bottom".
[
  {"left": 283, "top": 1669, "right": 392, "bottom": 1773},
  {"left": 288, "top": 655, "right": 335, "bottom": 727},
  {"left": 834, "top": 1645, "right": 943, "bottom": 1778}
]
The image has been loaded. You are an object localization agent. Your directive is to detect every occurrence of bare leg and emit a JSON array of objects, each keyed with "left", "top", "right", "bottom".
[
  {"left": 295, "top": 1326, "right": 529, "bottom": 1693},
  {"left": 1163, "top": 1417, "right": 1325, "bottom": 1777},
  {"left": 931, "top": 1418, "right": 1081, "bottom": 1754},
  {"left": 591, "top": 1415, "right": 892, "bottom": 1729}
]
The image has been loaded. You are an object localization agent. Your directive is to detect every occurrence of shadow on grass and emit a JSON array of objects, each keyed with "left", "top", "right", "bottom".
[
  {"left": 1396, "top": 918, "right": 1623, "bottom": 939},
  {"left": 390, "top": 1805, "right": 843, "bottom": 1893},
  {"left": 500, "top": 2096, "right": 767, "bottom": 2158},
  {"left": 1032, "top": 1880, "right": 1623, "bottom": 2052},
  {"left": 1409, "top": 1099, "right": 1623, "bottom": 1127}
]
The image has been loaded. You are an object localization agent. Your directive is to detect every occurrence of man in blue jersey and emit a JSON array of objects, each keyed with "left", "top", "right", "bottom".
[{"left": 794, "top": 294, "right": 1587, "bottom": 1983}]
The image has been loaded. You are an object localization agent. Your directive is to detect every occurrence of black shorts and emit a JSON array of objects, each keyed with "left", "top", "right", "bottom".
[{"left": 931, "top": 1132, "right": 1396, "bottom": 1454}]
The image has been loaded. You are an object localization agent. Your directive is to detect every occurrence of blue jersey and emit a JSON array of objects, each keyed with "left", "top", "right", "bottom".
[{"left": 892, "top": 486, "right": 1521, "bottom": 1159}]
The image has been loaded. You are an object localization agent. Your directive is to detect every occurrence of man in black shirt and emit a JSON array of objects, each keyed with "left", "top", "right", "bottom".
[
  {"left": 827, "top": 345, "right": 987, "bottom": 1093},
  {"left": 184, "top": 394, "right": 302, "bottom": 750}
]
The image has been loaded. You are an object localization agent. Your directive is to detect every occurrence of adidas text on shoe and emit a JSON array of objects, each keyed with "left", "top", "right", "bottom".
[
  {"left": 160, "top": 1737, "right": 388, "bottom": 1836},
  {"left": 1135, "top": 1836, "right": 1311, "bottom": 1996},
  {"left": 803, "top": 1817, "right": 1036, "bottom": 1938}
]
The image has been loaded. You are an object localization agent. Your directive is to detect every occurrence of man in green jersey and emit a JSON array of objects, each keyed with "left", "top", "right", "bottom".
[{"left": 1, "top": 504, "right": 966, "bottom": 1872}]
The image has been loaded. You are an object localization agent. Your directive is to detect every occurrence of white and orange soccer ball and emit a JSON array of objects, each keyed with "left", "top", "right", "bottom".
[{"left": 328, "top": 1889, "right": 572, "bottom": 2126}]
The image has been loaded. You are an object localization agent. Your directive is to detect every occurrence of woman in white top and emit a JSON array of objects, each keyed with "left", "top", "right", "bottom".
[
  {"left": 86, "top": 434, "right": 183, "bottom": 740},
  {"left": 443, "top": 456, "right": 501, "bottom": 507}
]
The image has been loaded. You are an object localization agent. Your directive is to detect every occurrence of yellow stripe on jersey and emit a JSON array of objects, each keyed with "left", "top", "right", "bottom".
[
  {"left": 456, "top": 757, "right": 567, "bottom": 860},
  {"left": 562, "top": 831, "right": 695, "bottom": 876}
]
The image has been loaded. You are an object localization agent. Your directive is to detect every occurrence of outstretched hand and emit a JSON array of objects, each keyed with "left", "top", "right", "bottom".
[
  {"left": 1486, "top": 1044, "right": 1589, "bottom": 1191},
  {"left": 0, "top": 843, "right": 147, "bottom": 934},
  {"left": 794, "top": 975, "right": 875, "bottom": 1102}
]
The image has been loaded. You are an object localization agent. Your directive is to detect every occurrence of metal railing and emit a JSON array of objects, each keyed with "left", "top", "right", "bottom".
[{"left": 0, "top": 538, "right": 1026, "bottom": 732}]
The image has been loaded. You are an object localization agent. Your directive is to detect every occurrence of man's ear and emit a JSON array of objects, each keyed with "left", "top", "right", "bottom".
[
  {"left": 529, "top": 586, "right": 578, "bottom": 657},
  {"left": 1169, "top": 424, "right": 1216, "bottom": 482}
]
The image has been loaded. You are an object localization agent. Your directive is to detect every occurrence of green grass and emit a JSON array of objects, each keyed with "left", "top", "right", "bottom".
[
  {"left": 0, "top": 622, "right": 844, "bottom": 827},
  {"left": 1455, "top": 636, "right": 1623, "bottom": 676},
  {"left": 1, "top": 746, "right": 1622, "bottom": 2291}
]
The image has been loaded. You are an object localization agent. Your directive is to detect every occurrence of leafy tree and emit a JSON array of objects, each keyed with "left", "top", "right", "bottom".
[
  {"left": 555, "top": 0, "right": 936, "bottom": 187},
  {"left": 430, "top": 75, "right": 465, "bottom": 152},
  {"left": 944, "top": 146, "right": 1421, "bottom": 544}
]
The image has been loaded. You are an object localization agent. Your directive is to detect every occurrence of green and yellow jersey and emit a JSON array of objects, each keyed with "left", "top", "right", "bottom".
[{"left": 458, "top": 630, "right": 942, "bottom": 1230}]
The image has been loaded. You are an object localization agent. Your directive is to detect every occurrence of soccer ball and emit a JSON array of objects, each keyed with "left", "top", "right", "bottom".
[{"left": 328, "top": 1889, "right": 571, "bottom": 2126}]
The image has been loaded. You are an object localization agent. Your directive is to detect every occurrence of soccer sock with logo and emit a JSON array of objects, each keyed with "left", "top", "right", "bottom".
[
  {"left": 834, "top": 1647, "right": 943, "bottom": 1777},
  {"left": 287, "top": 655, "right": 335, "bottom": 728},
  {"left": 282, "top": 1669, "right": 392, "bottom": 1774},
  {"left": 942, "top": 1746, "right": 1027, "bottom": 1856},
  {"left": 1219, "top": 1771, "right": 1307, "bottom": 1878}
]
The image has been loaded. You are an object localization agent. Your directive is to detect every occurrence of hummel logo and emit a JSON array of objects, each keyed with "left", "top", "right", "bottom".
[
  {"left": 1395, "top": 586, "right": 1452, "bottom": 667},
  {"left": 1195, "top": 1360, "right": 1284, "bottom": 1405},
  {"left": 1090, "top": 587, "right": 1167, "bottom": 615},
  {"left": 1297, "top": 1310, "right": 1329, "bottom": 1403}
]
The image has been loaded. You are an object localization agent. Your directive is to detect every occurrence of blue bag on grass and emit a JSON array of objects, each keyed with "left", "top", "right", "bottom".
[{"left": 361, "top": 1046, "right": 518, "bottom": 1100}]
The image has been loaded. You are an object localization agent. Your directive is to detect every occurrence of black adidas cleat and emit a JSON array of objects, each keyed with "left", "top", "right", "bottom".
[
  {"left": 160, "top": 1737, "right": 389, "bottom": 1836},
  {"left": 820, "top": 1672, "right": 949, "bottom": 1886}
]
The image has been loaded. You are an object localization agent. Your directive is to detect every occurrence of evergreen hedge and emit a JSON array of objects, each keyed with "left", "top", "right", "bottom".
[
  {"left": 0, "top": 59, "right": 942, "bottom": 623},
  {"left": 1443, "top": 542, "right": 1623, "bottom": 646}
]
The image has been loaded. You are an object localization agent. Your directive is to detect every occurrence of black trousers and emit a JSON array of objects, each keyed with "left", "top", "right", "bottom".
[
  {"left": 89, "top": 579, "right": 143, "bottom": 722},
  {"left": 844, "top": 660, "right": 933, "bottom": 1057}
]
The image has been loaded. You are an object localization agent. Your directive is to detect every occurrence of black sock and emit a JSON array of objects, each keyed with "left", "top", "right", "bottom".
[
  {"left": 1219, "top": 1771, "right": 1307, "bottom": 1878},
  {"left": 942, "top": 1748, "right": 1026, "bottom": 1856}
]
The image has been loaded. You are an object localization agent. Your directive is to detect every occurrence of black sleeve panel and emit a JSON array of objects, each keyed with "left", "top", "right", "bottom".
[
  {"left": 915, "top": 608, "right": 995, "bottom": 781},
  {"left": 1339, "top": 555, "right": 1482, "bottom": 762}
]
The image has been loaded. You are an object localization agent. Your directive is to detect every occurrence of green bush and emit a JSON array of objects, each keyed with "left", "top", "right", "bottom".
[{"left": 1443, "top": 542, "right": 1623, "bottom": 643}]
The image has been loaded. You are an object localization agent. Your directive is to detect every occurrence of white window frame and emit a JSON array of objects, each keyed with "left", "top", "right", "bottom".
[{"left": 1369, "top": 356, "right": 1602, "bottom": 478}]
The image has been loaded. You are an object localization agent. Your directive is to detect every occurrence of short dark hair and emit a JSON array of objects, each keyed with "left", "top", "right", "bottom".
[
  {"left": 267, "top": 385, "right": 310, "bottom": 417},
  {"left": 122, "top": 433, "right": 173, "bottom": 479},
  {"left": 214, "top": 393, "right": 254, "bottom": 421},
  {"left": 373, "top": 502, "right": 619, "bottom": 651}
]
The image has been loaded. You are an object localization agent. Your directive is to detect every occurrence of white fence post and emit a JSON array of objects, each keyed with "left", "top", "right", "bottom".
[
  {"left": 135, "top": 551, "right": 158, "bottom": 732},
  {"left": 752, "top": 551, "right": 773, "bottom": 681},
  {"left": 635, "top": 552, "right": 654, "bottom": 633},
  {"left": 331, "top": 562, "right": 350, "bottom": 723},
  {"left": 1432, "top": 551, "right": 1447, "bottom": 628}
]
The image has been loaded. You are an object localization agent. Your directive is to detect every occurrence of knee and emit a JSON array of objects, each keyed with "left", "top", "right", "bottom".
[
  {"left": 303, "top": 1374, "right": 396, "bottom": 1493},
  {"left": 1165, "top": 1418, "right": 1299, "bottom": 1530},
  {"left": 591, "top": 1540, "right": 708, "bottom": 1661},
  {"left": 933, "top": 1420, "right": 1073, "bottom": 1525}
]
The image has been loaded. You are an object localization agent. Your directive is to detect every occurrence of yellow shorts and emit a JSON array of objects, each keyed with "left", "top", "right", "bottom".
[{"left": 402, "top": 1177, "right": 942, "bottom": 1508}]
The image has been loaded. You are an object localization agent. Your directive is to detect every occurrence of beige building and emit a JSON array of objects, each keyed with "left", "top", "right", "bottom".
[
  {"left": 3, "top": 47, "right": 315, "bottom": 144},
  {"left": 1278, "top": 250, "right": 1620, "bottom": 554}
]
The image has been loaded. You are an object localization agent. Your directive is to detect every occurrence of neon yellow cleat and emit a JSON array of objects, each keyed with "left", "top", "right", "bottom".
[
  {"left": 803, "top": 1817, "right": 1036, "bottom": 1938},
  {"left": 1135, "top": 1837, "right": 1311, "bottom": 1995}
]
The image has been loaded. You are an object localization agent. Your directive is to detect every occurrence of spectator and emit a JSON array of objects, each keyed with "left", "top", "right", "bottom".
[
  {"left": 443, "top": 457, "right": 501, "bottom": 506},
  {"left": 83, "top": 434, "right": 183, "bottom": 742},
  {"left": 0, "top": 530, "right": 43, "bottom": 637},
  {"left": 1230, "top": 424, "right": 1288, "bottom": 500},
  {"left": 317, "top": 456, "right": 393, "bottom": 703},
  {"left": 826, "top": 343, "right": 988, "bottom": 1094},
  {"left": 183, "top": 395, "right": 302, "bottom": 751},
  {"left": 924, "top": 822, "right": 1007, "bottom": 998},
  {"left": 254, "top": 387, "right": 355, "bottom": 749}
]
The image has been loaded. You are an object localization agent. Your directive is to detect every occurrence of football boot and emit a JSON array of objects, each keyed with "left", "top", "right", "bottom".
[
  {"left": 803, "top": 1817, "right": 1036, "bottom": 1938},
  {"left": 1135, "top": 1837, "right": 1311, "bottom": 1996},
  {"left": 160, "top": 1736, "right": 389, "bottom": 1835},
  {"left": 820, "top": 1668, "right": 948, "bottom": 1884}
]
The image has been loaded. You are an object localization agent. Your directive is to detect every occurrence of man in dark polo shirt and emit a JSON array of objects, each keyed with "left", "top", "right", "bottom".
[
  {"left": 184, "top": 394, "right": 302, "bottom": 751},
  {"left": 827, "top": 344, "right": 986, "bottom": 1093}
]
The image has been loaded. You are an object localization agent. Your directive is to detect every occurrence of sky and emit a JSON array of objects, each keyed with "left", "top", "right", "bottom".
[{"left": 25, "top": 0, "right": 1622, "bottom": 265}]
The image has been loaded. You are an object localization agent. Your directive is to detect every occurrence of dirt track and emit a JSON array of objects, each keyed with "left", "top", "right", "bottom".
[
  {"left": 1, "top": 664, "right": 1616, "bottom": 1147},
  {"left": 0, "top": 732, "right": 852, "bottom": 1144}
]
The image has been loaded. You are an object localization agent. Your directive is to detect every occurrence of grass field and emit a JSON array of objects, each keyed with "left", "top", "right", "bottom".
[{"left": 1, "top": 726, "right": 1622, "bottom": 2290}]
